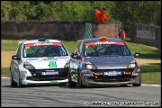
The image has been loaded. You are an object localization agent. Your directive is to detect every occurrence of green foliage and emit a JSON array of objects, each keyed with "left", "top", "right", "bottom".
[
  {"left": 1, "top": 1, "right": 161, "bottom": 26},
  {"left": 109, "top": 1, "right": 161, "bottom": 30},
  {"left": 1, "top": 1, "right": 12, "bottom": 21},
  {"left": 58, "top": 1, "right": 90, "bottom": 21},
  {"left": 9, "top": 1, "right": 31, "bottom": 21}
]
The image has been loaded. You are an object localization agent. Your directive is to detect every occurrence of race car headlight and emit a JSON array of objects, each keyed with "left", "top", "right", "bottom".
[
  {"left": 24, "top": 61, "right": 35, "bottom": 70},
  {"left": 85, "top": 61, "right": 96, "bottom": 69},
  {"left": 128, "top": 60, "right": 136, "bottom": 68}
]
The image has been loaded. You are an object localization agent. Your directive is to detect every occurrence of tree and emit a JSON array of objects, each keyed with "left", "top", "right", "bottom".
[
  {"left": 1, "top": 1, "right": 12, "bottom": 21},
  {"left": 10, "top": 1, "right": 30, "bottom": 21},
  {"left": 1, "top": 1, "right": 161, "bottom": 27}
]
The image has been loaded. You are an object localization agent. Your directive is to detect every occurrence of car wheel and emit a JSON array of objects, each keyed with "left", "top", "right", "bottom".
[
  {"left": 133, "top": 76, "right": 141, "bottom": 87},
  {"left": 68, "top": 72, "right": 77, "bottom": 87},
  {"left": 10, "top": 71, "right": 17, "bottom": 87},
  {"left": 120, "top": 84, "right": 128, "bottom": 87},
  {"left": 17, "top": 72, "right": 23, "bottom": 87},
  {"left": 77, "top": 73, "right": 86, "bottom": 88},
  {"left": 133, "top": 83, "right": 141, "bottom": 87}
]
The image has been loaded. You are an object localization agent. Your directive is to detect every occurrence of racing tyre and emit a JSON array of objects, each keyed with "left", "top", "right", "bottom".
[
  {"left": 133, "top": 83, "right": 141, "bottom": 87},
  {"left": 133, "top": 76, "right": 141, "bottom": 87},
  {"left": 17, "top": 72, "right": 23, "bottom": 87},
  {"left": 10, "top": 71, "right": 17, "bottom": 87},
  {"left": 120, "top": 84, "right": 128, "bottom": 87},
  {"left": 68, "top": 72, "right": 77, "bottom": 87},
  {"left": 77, "top": 73, "right": 86, "bottom": 88}
]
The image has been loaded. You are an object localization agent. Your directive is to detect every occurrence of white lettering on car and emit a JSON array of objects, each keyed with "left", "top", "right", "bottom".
[
  {"left": 34, "top": 43, "right": 54, "bottom": 46},
  {"left": 94, "top": 41, "right": 115, "bottom": 45}
]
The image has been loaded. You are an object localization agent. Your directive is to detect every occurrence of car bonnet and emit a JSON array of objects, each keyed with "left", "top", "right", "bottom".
[
  {"left": 85, "top": 56, "right": 135, "bottom": 69},
  {"left": 24, "top": 56, "right": 70, "bottom": 69}
]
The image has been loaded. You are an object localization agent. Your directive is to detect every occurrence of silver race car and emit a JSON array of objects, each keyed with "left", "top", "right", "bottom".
[
  {"left": 67, "top": 37, "right": 141, "bottom": 88},
  {"left": 10, "top": 38, "right": 70, "bottom": 87}
]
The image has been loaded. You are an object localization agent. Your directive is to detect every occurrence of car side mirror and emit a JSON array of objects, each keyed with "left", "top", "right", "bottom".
[
  {"left": 12, "top": 55, "right": 20, "bottom": 60},
  {"left": 133, "top": 52, "right": 140, "bottom": 57},
  {"left": 71, "top": 52, "right": 80, "bottom": 59}
]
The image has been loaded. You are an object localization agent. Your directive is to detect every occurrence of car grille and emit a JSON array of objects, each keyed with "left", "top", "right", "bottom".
[
  {"left": 26, "top": 69, "right": 68, "bottom": 81},
  {"left": 89, "top": 69, "right": 134, "bottom": 82},
  {"left": 88, "top": 76, "right": 133, "bottom": 82},
  {"left": 26, "top": 76, "right": 67, "bottom": 81}
]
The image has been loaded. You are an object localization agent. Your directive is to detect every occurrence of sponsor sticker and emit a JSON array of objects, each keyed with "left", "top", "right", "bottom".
[
  {"left": 42, "top": 71, "right": 59, "bottom": 75},
  {"left": 25, "top": 42, "right": 62, "bottom": 48},
  {"left": 49, "top": 61, "right": 56, "bottom": 68},
  {"left": 85, "top": 41, "right": 124, "bottom": 47},
  {"left": 104, "top": 71, "right": 122, "bottom": 76},
  {"left": 50, "top": 80, "right": 57, "bottom": 83},
  {"left": 27, "top": 58, "right": 39, "bottom": 60}
]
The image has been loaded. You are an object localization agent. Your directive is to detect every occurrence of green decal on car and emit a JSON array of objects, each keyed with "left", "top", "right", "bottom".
[
  {"left": 48, "top": 56, "right": 53, "bottom": 60},
  {"left": 49, "top": 61, "right": 56, "bottom": 68},
  {"left": 50, "top": 80, "right": 57, "bottom": 83},
  {"left": 45, "top": 39, "right": 49, "bottom": 43}
]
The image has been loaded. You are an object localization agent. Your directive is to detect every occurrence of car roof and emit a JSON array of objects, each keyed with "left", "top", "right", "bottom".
[
  {"left": 18, "top": 38, "right": 61, "bottom": 45},
  {"left": 82, "top": 37, "right": 123, "bottom": 43}
]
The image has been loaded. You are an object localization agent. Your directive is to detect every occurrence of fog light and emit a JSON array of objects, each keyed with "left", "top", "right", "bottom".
[{"left": 124, "top": 72, "right": 131, "bottom": 75}]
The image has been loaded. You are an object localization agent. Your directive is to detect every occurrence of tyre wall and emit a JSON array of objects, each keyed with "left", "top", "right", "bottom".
[
  {"left": 130, "top": 23, "right": 161, "bottom": 49},
  {"left": 1, "top": 21, "right": 121, "bottom": 41}
]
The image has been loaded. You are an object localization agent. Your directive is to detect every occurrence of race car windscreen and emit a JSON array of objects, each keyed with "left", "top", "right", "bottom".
[
  {"left": 84, "top": 41, "right": 131, "bottom": 57},
  {"left": 23, "top": 42, "right": 68, "bottom": 57}
]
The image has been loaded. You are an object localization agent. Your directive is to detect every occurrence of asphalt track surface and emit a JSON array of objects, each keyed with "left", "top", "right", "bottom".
[{"left": 1, "top": 78, "right": 161, "bottom": 107}]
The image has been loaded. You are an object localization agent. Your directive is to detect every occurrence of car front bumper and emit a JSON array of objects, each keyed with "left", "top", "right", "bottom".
[
  {"left": 85, "top": 80, "right": 140, "bottom": 86},
  {"left": 81, "top": 74, "right": 141, "bottom": 86},
  {"left": 22, "top": 79, "right": 68, "bottom": 85}
]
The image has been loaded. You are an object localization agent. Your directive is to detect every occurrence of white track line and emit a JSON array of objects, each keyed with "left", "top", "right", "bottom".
[
  {"left": 141, "top": 84, "right": 161, "bottom": 87},
  {"left": 2, "top": 77, "right": 10, "bottom": 79}
]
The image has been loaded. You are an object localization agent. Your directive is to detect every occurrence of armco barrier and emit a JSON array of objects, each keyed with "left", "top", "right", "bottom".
[
  {"left": 1, "top": 21, "right": 121, "bottom": 41},
  {"left": 130, "top": 23, "right": 161, "bottom": 49}
]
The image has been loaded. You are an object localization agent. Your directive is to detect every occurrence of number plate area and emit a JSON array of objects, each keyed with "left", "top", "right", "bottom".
[
  {"left": 42, "top": 71, "right": 59, "bottom": 75},
  {"left": 104, "top": 71, "right": 122, "bottom": 76}
]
